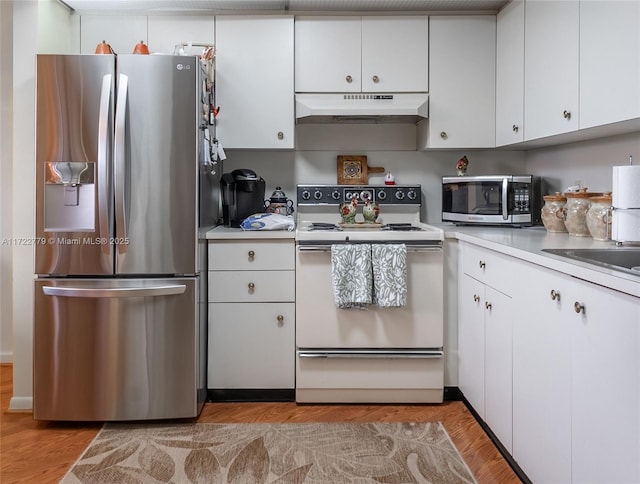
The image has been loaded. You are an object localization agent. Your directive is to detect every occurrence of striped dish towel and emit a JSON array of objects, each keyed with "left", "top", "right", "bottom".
[
  {"left": 372, "top": 244, "right": 408, "bottom": 308},
  {"left": 331, "top": 244, "right": 373, "bottom": 309}
]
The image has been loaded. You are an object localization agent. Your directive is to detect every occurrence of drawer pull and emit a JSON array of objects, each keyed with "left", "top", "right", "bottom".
[
  {"left": 479, "top": 260, "right": 486, "bottom": 269},
  {"left": 473, "top": 294, "right": 480, "bottom": 303},
  {"left": 248, "top": 282, "right": 255, "bottom": 291},
  {"left": 485, "top": 301, "right": 492, "bottom": 310},
  {"left": 550, "top": 289, "right": 560, "bottom": 301},
  {"left": 277, "top": 314, "right": 284, "bottom": 327},
  {"left": 248, "top": 250, "right": 255, "bottom": 260},
  {"left": 574, "top": 301, "right": 585, "bottom": 314}
]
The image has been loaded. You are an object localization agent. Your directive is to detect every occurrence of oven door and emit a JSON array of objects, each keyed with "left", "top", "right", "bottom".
[{"left": 295, "top": 243, "right": 443, "bottom": 349}]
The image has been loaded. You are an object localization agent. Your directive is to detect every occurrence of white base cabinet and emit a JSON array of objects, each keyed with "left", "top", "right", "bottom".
[
  {"left": 511, "top": 259, "right": 640, "bottom": 484},
  {"left": 458, "top": 243, "right": 513, "bottom": 452},
  {"left": 207, "top": 239, "right": 295, "bottom": 390}
]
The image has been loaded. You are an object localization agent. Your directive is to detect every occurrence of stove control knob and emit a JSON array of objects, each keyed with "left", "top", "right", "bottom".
[
  {"left": 301, "top": 190, "right": 311, "bottom": 200},
  {"left": 377, "top": 190, "right": 387, "bottom": 200},
  {"left": 346, "top": 191, "right": 357, "bottom": 200},
  {"left": 395, "top": 191, "right": 406, "bottom": 200},
  {"left": 360, "top": 191, "right": 371, "bottom": 201},
  {"left": 331, "top": 190, "right": 341, "bottom": 200},
  {"left": 314, "top": 190, "right": 323, "bottom": 200},
  {"left": 407, "top": 190, "right": 417, "bottom": 200}
]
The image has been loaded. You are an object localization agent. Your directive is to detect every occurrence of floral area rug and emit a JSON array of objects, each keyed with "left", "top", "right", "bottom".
[{"left": 61, "top": 421, "right": 477, "bottom": 483}]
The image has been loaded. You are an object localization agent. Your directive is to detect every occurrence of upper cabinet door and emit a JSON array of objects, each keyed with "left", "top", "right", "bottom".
[
  {"left": 216, "top": 16, "right": 295, "bottom": 149},
  {"left": 147, "top": 16, "right": 215, "bottom": 55},
  {"left": 426, "top": 16, "right": 496, "bottom": 148},
  {"left": 524, "top": 0, "right": 579, "bottom": 140},
  {"left": 580, "top": 1, "right": 640, "bottom": 129},
  {"left": 80, "top": 15, "right": 147, "bottom": 54},
  {"left": 361, "top": 16, "right": 429, "bottom": 92},
  {"left": 295, "top": 16, "right": 362, "bottom": 92},
  {"left": 496, "top": 0, "right": 524, "bottom": 146}
]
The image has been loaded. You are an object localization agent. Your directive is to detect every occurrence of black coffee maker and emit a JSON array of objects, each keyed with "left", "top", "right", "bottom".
[{"left": 221, "top": 169, "right": 266, "bottom": 227}]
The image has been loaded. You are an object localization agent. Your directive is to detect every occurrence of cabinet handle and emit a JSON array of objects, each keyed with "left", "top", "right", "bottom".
[
  {"left": 479, "top": 260, "right": 486, "bottom": 269},
  {"left": 485, "top": 301, "right": 492, "bottom": 310},
  {"left": 512, "top": 124, "right": 519, "bottom": 132},
  {"left": 345, "top": 75, "right": 353, "bottom": 83},
  {"left": 277, "top": 131, "right": 284, "bottom": 140},
  {"left": 248, "top": 282, "right": 255, "bottom": 291},
  {"left": 473, "top": 294, "right": 480, "bottom": 303},
  {"left": 574, "top": 301, "right": 585, "bottom": 314},
  {"left": 277, "top": 314, "right": 284, "bottom": 327},
  {"left": 372, "top": 75, "right": 379, "bottom": 83},
  {"left": 440, "top": 131, "right": 448, "bottom": 140},
  {"left": 550, "top": 289, "right": 560, "bottom": 301},
  {"left": 563, "top": 110, "right": 571, "bottom": 120},
  {"left": 248, "top": 250, "right": 255, "bottom": 260}
]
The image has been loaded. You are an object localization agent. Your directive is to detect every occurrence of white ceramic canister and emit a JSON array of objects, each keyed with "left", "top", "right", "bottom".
[
  {"left": 541, "top": 192, "right": 568, "bottom": 233},
  {"left": 564, "top": 188, "right": 602, "bottom": 237},
  {"left": 586, "top": 192, "right": 612, "bottom": 241}
]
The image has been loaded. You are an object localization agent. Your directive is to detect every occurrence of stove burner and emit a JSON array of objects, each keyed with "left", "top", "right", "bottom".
[
  {"left": 381, "top": 223, "right": 425, "bottom": 231},
  {"left": 309, "top": 223, "right": 341, "bottom": 231}
]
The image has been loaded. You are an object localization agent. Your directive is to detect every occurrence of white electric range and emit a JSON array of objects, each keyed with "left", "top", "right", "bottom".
[{"left": 294, "top": 185, "right": 445, "bottom": 403}]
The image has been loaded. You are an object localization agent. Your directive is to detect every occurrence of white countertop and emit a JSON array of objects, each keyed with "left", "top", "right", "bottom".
[
  {"left": 439, "top": 224, "right": 640, "bottom": 298},
  {"left": 205, "top": 225, "right": 296, "bottom": 240}
]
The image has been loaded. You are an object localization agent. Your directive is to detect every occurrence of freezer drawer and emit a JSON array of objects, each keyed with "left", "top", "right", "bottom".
[{"left": 34, "top": 278, "right": 204, "bottom": 421}]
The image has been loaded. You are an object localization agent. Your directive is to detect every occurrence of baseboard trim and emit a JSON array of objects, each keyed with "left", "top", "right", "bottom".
[
  {"left": 460, "top": 393, "right": 532, "bottom": 484},
  {"left": 208, "top": 389, "right": 295, "bottom": 402},
  {"left": 9, "top": 396, "right": 33, "bottom": 412},
  {"left": 444, "top": 386, "right": 462, "bottom": 401}
]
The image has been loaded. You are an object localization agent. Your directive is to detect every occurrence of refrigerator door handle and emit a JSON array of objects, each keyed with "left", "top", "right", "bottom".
[
  {"left": 42, "top": 284, "right": 187, "bottom": 298},
  {"left": 98, "top": 74, "right": 112, "bottom": 254},
  {"left": 114, "top": 74, "right": 128, "bottom": 254}
]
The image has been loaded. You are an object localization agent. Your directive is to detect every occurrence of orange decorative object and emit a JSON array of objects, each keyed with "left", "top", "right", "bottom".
[
  {"left": 95, "top": 41, "right": 114, "bottom": 54},
  {"left": 132, "top": 41, "right": 149, "bottom": 55}
]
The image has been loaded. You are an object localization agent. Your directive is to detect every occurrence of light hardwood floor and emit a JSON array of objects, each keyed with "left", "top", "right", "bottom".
[{"left": 1, "top": 364, "right": 521, "bottom": 483}]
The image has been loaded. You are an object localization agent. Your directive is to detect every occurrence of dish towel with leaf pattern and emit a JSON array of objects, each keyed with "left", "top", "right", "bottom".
[
  {"left": 372, "top": 243, "right": 408, "bottom": 307},
  {"left": 331, "top": 244, "right": 373, "bottom": 309}
]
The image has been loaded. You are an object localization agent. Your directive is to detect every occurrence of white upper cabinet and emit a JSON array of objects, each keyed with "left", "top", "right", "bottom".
[
  {"left": 496, "top": 0, "right": 524, "bottom": 146},
  {"left": 580, "top": 0, "right": 640, "bottom": 129},
  {"left": 147, "top": 16, "right": 214, "bottom": 55},
  {"left": 80, "top": 15, "right": 147, "bottom": 54},
  {"left": 360, "top": 16, "right": 429, "bottom": 92},
  {"left": 524, "top": 0, "right": 579, "bottom": 140},
  {"left": 294, "top": 16, "right": 428, "bottom": 93},
  {"left": 425, "top": 16, "right": 496, "bottom": 148},
  {"left": 295, "top": 17, "right": 362, "bottom": 92},
  {"left": 215, "top": 16, "right": 294, "bottom": 149}
]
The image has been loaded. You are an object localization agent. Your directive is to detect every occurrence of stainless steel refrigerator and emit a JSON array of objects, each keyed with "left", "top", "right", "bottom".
[{"left": 33, "top": 54, "right": 219, "bottom": 421}]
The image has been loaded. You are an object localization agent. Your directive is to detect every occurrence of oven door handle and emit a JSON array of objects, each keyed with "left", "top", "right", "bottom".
[
  {"left": 297, "top": 350, "right": 444, "bottom": 359},
  {"left": 297, "top": 244, "right": 442, "bottom": 252}
]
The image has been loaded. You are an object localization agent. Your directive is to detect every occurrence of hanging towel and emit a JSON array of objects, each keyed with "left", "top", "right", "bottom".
[
  {"left": 331, "top": 244, "right": 372, "bottom": 309},
  {"left": 372, "top": 244, "right": 408, "bottom": 308}
]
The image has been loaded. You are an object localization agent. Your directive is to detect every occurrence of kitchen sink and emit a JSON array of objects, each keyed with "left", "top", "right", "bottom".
[{"left": 542, "top": 247, "right": 640, "bottom": 276}]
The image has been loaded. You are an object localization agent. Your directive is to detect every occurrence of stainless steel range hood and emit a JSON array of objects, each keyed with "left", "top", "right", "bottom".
[{"left": 295, "top": 93, "right": 429, "bottom": 124}]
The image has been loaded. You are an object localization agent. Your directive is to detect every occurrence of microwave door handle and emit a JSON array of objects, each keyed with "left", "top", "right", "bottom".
[
  {"left": 114, "top": 74, "right": 128, "bottom": 253},
  {"left": 502, "top": 177, "right": 509, "bottom": 220}
]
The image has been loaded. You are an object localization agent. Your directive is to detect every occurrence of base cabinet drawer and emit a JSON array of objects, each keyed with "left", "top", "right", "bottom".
[
  {"left": 208, "top": 270, "right": 295, "bottom": 302},
  {"left": 208, "top": 302, "right": 295, "bottom": 389}
]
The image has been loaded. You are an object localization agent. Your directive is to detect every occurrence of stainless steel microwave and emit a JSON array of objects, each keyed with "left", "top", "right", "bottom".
[{"left": 442, "top": 175, "right": 542, "bottom": 226}]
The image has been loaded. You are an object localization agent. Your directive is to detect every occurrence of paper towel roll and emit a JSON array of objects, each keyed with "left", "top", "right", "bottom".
[
  {"left": 612, "top": 165, "right": 640, "bottom": 208},
  {"left": 612, "top": 209, "right": 640, "bottom": 243}
]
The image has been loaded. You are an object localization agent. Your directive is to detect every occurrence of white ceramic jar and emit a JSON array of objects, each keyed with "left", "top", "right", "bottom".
[
  {"left": 541, "top": 192, "right": 568, "bottom": 233},
  {"left": 564, "top": 188, "right": 602, "bottom": 237},
  {"left": 586, "top": 192, "right": 612, "bottom": 241}
]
